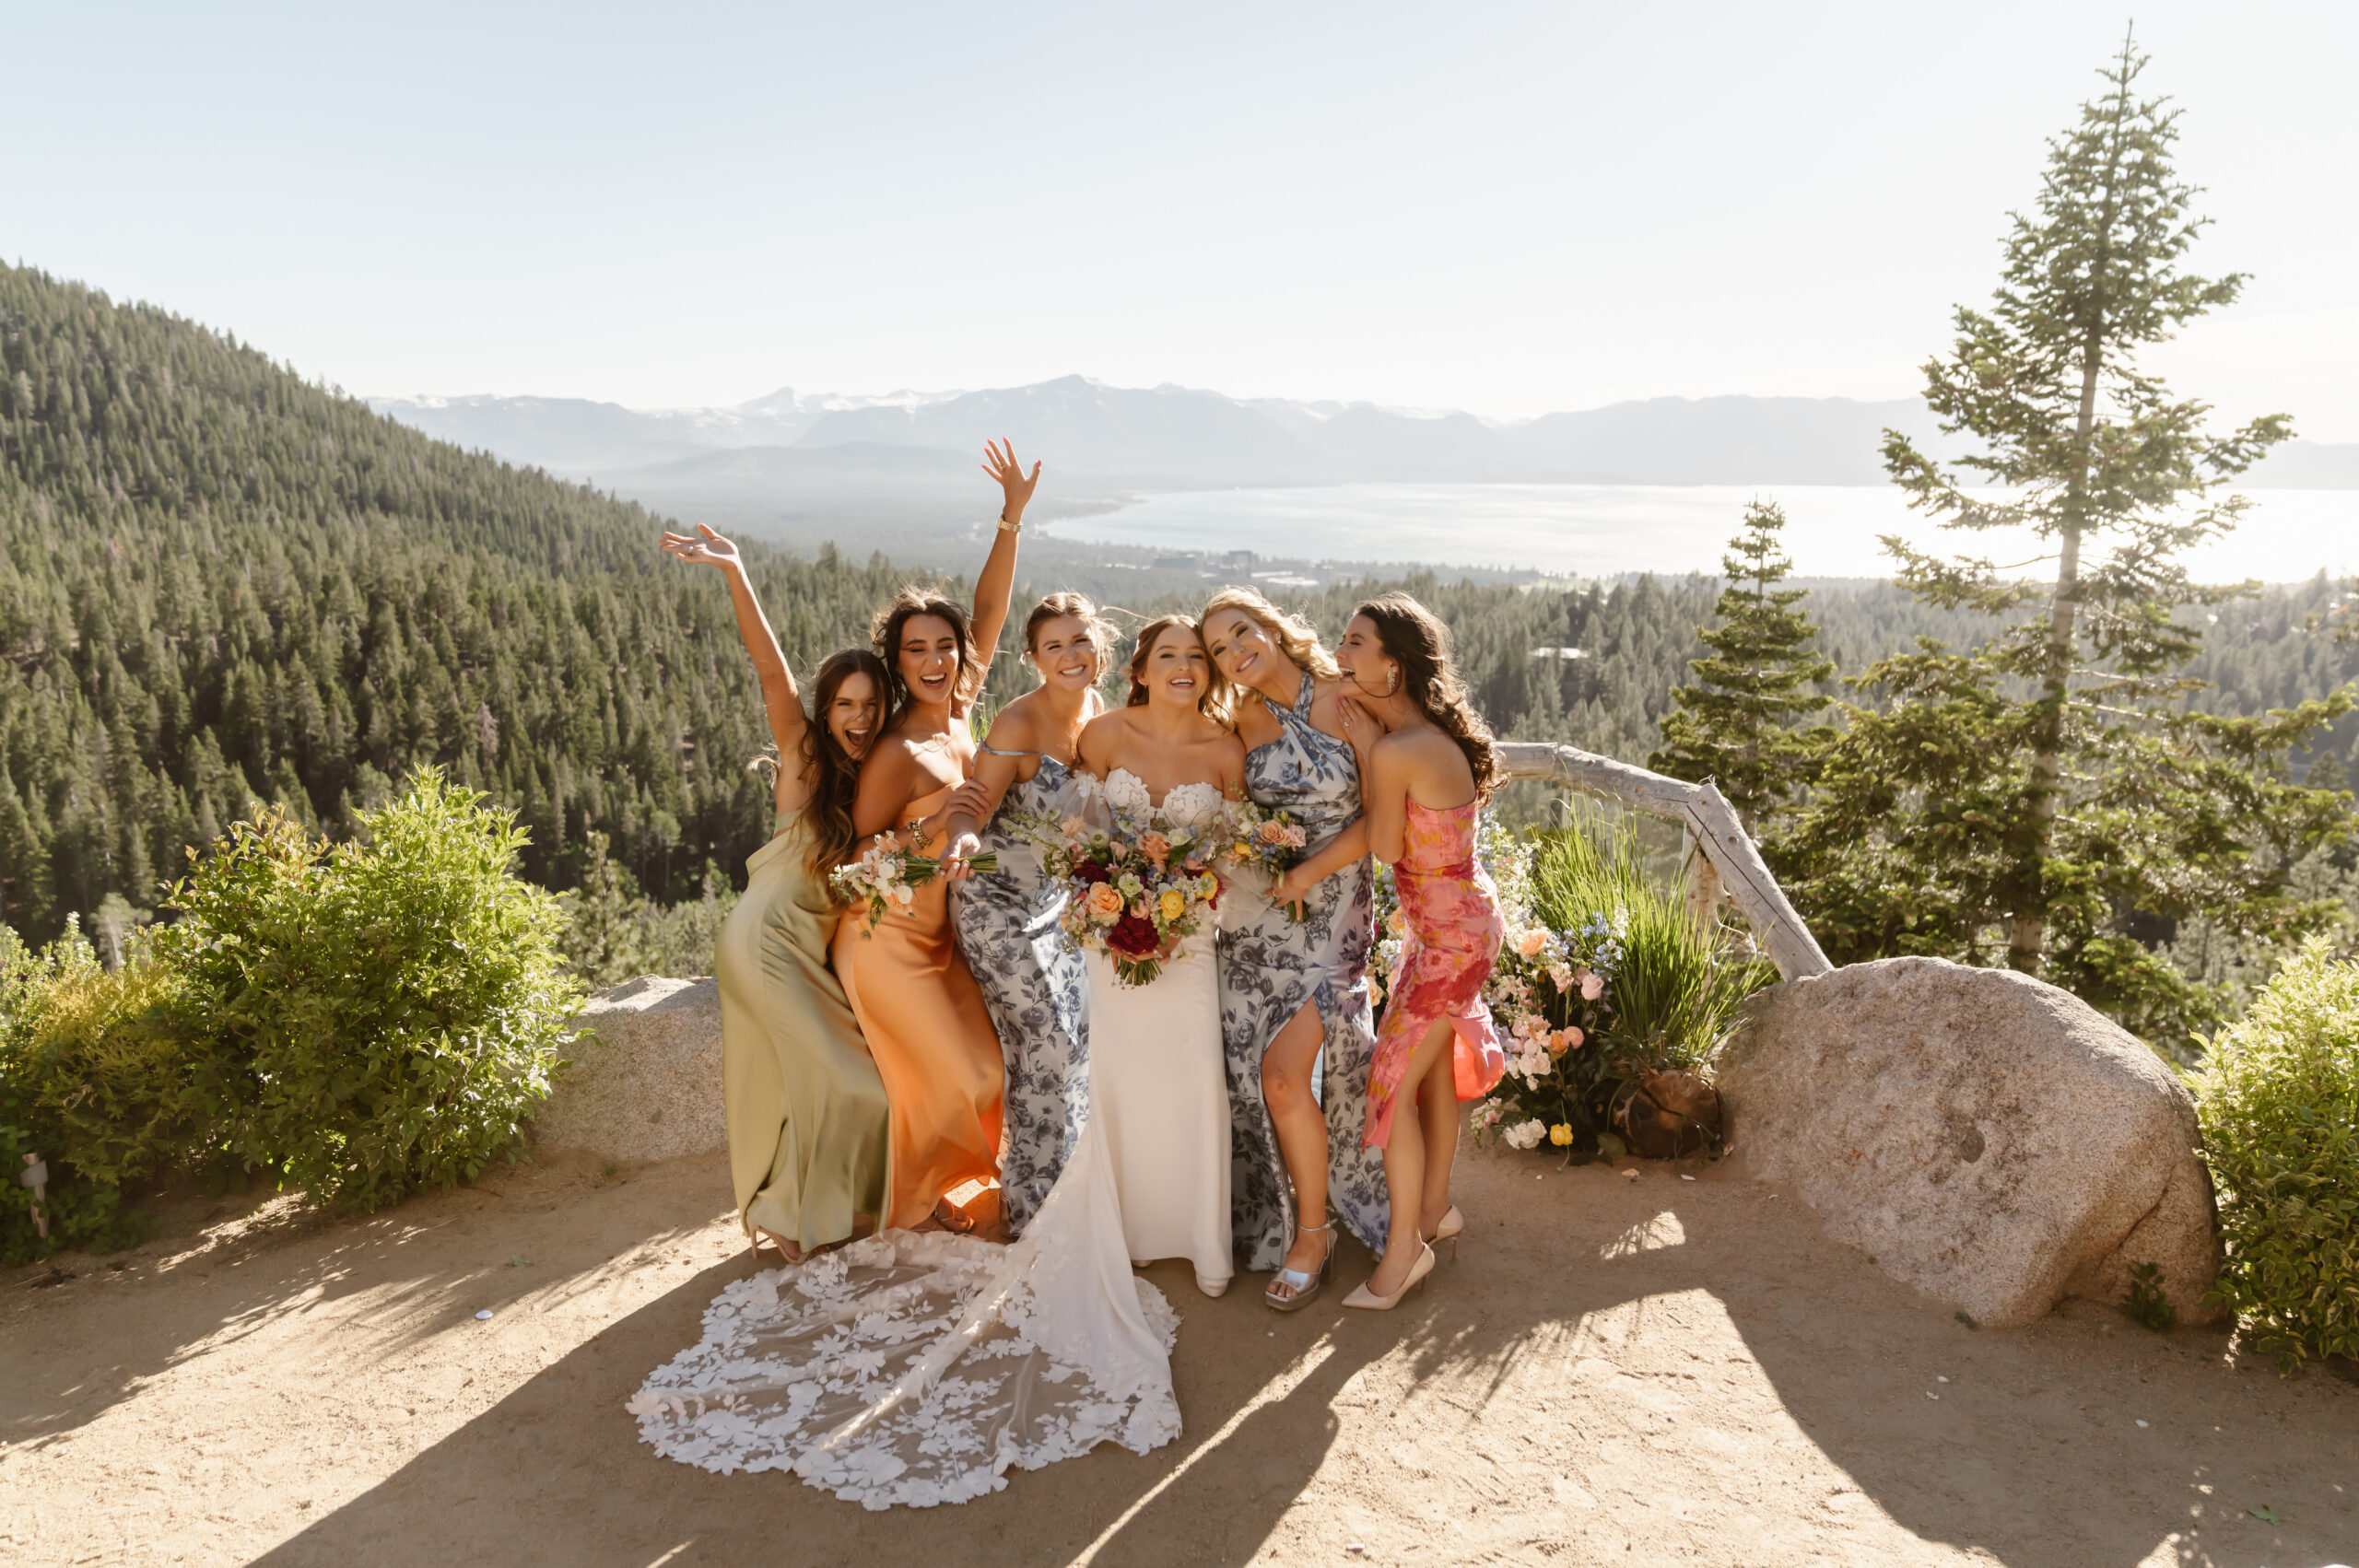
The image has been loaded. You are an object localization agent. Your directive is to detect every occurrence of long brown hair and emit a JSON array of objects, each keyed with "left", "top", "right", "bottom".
[
  {"left": 796, "top": 649, "right": 889, "bottom": 881},
  {"left": 1352, "top": 592, "right": 1497, "bottom": 802},
  {"left": 870, "top": 585, "right": 985, "bottom": 719},
  {"left": 1124, "top": 614, "right": 1226, "bottom": 712}
]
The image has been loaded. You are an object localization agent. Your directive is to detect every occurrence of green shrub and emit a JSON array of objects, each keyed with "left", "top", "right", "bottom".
[
  {"left": 2189, "top": 938, "right": 2359, "bottom": 1368},
  {"left": 1530, "top": 820, "right": 1772, "bottom": 1070},
  {"left": 167, "top": 771, "right": 583, "bottom": 1211},
  {"left": 0, "top": 921, "right": 164, "bottom": 1264}
]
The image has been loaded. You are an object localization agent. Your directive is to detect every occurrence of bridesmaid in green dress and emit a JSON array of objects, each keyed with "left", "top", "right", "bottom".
[{"left": 663, "top": 521, "right": 891, "bottom": 1262}]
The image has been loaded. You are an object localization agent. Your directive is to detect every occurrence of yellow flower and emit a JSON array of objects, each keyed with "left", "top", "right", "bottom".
[
  {"left": 1548, "top": 1123, "right": 1573, "bottom": 1147},
  {"left": 1158, "top": 888, "right": 1187, "bottom": 922}
]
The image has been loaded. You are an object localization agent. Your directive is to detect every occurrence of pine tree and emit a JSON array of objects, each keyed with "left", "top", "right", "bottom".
[
  {"left": 1649, "top": 499, "right": 1834, "bottom": 828},
  {"left": 1777, "top": 35, "right": 2356, "bottom": 1047}
]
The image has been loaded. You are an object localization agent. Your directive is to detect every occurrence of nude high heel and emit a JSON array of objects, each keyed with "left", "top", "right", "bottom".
[
  {"left": 1423, "top": 1205, "right": 1464, "bottom": 1263},
  {"left": 1342, "top": 1241, "right": 1436, "bottom": 1311}
]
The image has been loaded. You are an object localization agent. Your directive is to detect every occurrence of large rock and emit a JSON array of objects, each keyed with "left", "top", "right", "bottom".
[
  {"left": 1718, "top": 956, "right": 2221, "bottom": 1328},
  {"left": 533, "top": 976, "right": 725, "bottom": 1164}
]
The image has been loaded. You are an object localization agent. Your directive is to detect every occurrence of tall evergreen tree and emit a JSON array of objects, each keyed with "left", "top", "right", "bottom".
[
  {"left": 1777, "top": 35, "right": 2354, "bottom": 1047},
  {"left": 1649, "top": 499, "right": 1834, "bottom": 828}
]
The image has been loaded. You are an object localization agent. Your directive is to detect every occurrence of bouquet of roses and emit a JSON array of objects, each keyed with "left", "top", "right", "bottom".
[
  {"left": 1023, "top": 807, "right": 1223, "bottom": 988},
  {"left": 1218, "top": 801, "right": 1311, "bottom": 919},
  {"left": 828, "top": 829, "right": 996, "bottom": 938}
]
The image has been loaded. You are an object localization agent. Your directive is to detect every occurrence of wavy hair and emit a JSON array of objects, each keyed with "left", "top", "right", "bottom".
[
  {"left": 870, "top": 585, "right": 986, "bottom": 718},
  {"left": 789, "top": 648, "right": 890, "bottom": 882},
  {"left": 1021, "top": 591, "right": 1116, "bottom": 684},
  {"left": 1200, "top": 585, "right": 1341, "bottom": 683},
  {"left": 1124, "top": 614, "right": 1227, "bottom": 714},
  {"left": 1352, "top": 591, "right": 1497, "bottom": 802}
]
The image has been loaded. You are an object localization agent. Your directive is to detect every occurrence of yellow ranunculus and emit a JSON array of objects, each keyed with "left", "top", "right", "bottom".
[
  {"left": 1158, "top": 888, "right": 1186, "bottom": 922},
  {"left": 1548, "top": 1123, "right": 1573, "bottom": 1147}
]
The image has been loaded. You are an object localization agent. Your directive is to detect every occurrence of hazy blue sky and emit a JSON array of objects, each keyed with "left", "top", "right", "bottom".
[{"left": 9, "top": 3, "right": 2355, "bottom": 435}]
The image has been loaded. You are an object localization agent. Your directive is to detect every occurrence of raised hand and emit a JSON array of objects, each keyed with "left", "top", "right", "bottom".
[
  {"left": 661, "top": 522, "right": 743, "bottom": 569},
  {"left": 981, "top": 439, "right": 1043, "bottom": 525}
]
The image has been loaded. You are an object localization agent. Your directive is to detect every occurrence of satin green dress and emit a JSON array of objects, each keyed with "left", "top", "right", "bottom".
[{"left": 718, "top": 806, "right": 890, "bottom": 1251}]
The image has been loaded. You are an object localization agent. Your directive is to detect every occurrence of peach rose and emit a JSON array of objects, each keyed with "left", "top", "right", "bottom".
[
  {"left": 1256, "top": 820, "right": 1288, "bottom": 845},
  {"left": 1086, "top": 883, "right": 1125, "bottom": 922},
  {"left": 1517, "top": 929, "right": 1548, "bottom": 959}
]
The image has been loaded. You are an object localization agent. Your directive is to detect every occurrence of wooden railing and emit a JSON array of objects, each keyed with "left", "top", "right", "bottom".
[{"left": 1494, "top": 742, "right": 1834, "bottom": 982}]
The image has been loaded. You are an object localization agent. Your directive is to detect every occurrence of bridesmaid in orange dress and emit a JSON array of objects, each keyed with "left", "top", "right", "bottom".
[
  {"left": 1332, "top": 593, "right": 1507, "bottom": 1309},
  {"left": 831, "top": 439, "right": 1038, "bottom": 1232}
]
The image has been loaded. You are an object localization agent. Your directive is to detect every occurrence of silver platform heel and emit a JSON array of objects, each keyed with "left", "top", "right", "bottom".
[{"left": 1264, "top": 1220, "right": 1335, "bottom": 1313}]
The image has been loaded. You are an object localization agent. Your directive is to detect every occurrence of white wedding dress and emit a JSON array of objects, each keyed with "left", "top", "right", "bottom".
[
  {"left": 1086, "top": 770, "right": 1234, "bottom": 1296},
  {"left": 628, "top": 769, "right": 1234, "bottom": 1509}
]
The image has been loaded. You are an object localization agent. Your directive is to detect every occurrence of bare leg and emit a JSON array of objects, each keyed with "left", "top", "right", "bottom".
[
  {"left": 1367, "top": 1017, "right": 1456, "bottom": 1298},
  {"left": 1262, "top": 999, "right": 1331, "bottom": 1291},
  {"left": 1414, "top": 1042, "right": 1460, "bottom": 1239}
]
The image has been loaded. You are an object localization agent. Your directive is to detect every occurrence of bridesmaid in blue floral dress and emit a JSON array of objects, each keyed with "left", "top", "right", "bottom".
[
  {"left": 1203, "top": 589, "right": 1391, "bottom": 1306},
  {"left": 944, "top": 594, "right": 1109, "bottom": 1235}
]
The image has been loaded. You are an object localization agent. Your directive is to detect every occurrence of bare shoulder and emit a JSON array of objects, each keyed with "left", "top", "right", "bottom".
[{"left": 986, "top": 691, "right": 1045, "bottom": 749}]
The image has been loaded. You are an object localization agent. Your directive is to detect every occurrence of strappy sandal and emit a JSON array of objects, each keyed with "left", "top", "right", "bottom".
[{"left": 1264, "top": 1220, "right": 1335, "bottom": 1313}]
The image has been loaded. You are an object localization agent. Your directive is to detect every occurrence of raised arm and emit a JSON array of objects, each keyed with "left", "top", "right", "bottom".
[
  {"left": 662, "top": 524, "right": 806, "bottom": 765},
  {"left": 967, "top": 440, "right": 1039, "bottom": 678},
  {"left": 1359, "top": 741, "right": 1410, "bottom": 867}
]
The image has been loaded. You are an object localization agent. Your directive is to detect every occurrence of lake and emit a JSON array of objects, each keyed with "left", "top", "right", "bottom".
[{"left": 1044, "top": 483, "right": 2357, "bottom": 583}]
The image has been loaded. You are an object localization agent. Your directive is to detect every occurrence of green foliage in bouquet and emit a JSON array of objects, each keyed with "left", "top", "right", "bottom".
[
  {"left": 167, "top": 771, "right": 582, "bottom": 1211},
  {"left": 2189, "top": 939, "right": 2359, "bottom": 1368}
]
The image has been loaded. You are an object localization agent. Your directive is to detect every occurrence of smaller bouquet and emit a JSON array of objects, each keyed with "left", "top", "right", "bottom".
[
  {"left": 1027, "top": 809, "right": 1223, "bottom": 988},
  {"left": 1219, "top": 802, "right": 1311, "bottom": 919},
  {"left": 829, "top": 830, "right": 996, "bottom": 938}
]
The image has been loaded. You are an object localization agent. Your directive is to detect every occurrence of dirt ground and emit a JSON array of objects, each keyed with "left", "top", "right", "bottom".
[{"left": 3, "top": 1144, "right": 2354, "bottom": 1568}]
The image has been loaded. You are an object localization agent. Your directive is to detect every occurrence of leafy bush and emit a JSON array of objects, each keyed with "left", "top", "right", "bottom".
[
  {"left": 2189, "top": 938, "right": 2359, "bottom": 1368},
  {"left": 0, "top": 921, "right": 166, "bottom": 1264},
  {"left": 168, "top": 771, "right": 583, "bottom": 1211}
]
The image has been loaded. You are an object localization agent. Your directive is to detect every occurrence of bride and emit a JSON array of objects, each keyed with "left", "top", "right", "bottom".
[
  {"left": 628, "top": 615, "right": 1245, "bottom": 1506},
  {"left": 1069, "top": 614, "right": 1247, "bottom": 1298}
]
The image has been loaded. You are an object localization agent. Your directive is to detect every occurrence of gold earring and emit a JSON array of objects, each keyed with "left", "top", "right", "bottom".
[{"left": 1382, "top": 666, "right": 1401, "bottom": 697}]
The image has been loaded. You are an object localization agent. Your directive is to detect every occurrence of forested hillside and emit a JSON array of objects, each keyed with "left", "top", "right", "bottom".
[{"left": 3, "top": 262, "right": 2352, "bottom": 952}]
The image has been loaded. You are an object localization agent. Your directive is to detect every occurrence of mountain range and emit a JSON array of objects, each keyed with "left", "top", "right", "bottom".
[{"left": 372, "top": 379, "right": 2359, "bottom": 552}]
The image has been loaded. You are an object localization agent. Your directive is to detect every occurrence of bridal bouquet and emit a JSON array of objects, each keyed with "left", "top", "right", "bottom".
[
  {"left": 1024, "top": 809, "right": 1223, "bottom": 988},
  {"left": 1218, "top": 802, "right": 1310, "bottom": 919},
  {"left": 829, "top": 831, "right": 996, "bottom": 938}
]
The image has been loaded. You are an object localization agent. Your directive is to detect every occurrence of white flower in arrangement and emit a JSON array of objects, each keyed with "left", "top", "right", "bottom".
[
  {"left": 1579, "top": 967, "right": 1604, "bottom": 1001},
  {"left": 1502, "top": 1118, "right": 1548, "bottom": 1151}
]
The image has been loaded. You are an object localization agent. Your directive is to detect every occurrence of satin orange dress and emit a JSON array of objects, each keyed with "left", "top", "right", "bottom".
[
  {"left": 830, "top": 781, "right": 1007, "bottom": 1230},
  {"left": 1365, "top": 797, "right": 1507, "bottom": 1148}
]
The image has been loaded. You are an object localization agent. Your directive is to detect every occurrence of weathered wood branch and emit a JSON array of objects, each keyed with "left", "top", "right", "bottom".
[{"left": 1495, "top": 742, "right": 1835, "bottom": 980}]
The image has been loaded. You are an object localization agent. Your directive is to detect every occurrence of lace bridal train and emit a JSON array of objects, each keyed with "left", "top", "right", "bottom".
[{"left": 628, "top": 769, "right": 1230, "bottom": 1508}]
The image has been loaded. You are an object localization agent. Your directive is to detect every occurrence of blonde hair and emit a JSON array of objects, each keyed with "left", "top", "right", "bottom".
[{"left": 1200, "top": 586, "right": 1341, "bottom": 682}]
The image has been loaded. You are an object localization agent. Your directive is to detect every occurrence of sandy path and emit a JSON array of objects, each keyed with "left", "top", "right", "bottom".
[{"left": 3, "top": 1145, "right": 2353, "bottom": 1568}]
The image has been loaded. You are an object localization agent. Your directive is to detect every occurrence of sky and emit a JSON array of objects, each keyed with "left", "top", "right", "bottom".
[{"left": 8, "top": 2, "right": 2356, "bottom": 437}]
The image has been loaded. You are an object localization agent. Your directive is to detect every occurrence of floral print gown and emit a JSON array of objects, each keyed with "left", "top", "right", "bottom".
[
  {"left": 1366, "top": 797, "right": 1508, "bottom": 1148},
  {"left": 1215, "top": 673, "right": 1393, "bottom": 1270},
  {"left": 949, "top": 750, "right": 1092, "bottom": 1236}
]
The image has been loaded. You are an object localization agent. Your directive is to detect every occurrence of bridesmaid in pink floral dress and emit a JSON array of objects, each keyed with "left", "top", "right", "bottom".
[{"left": 1334, "top": 593, "right": 1507, "bottom": 1309}]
